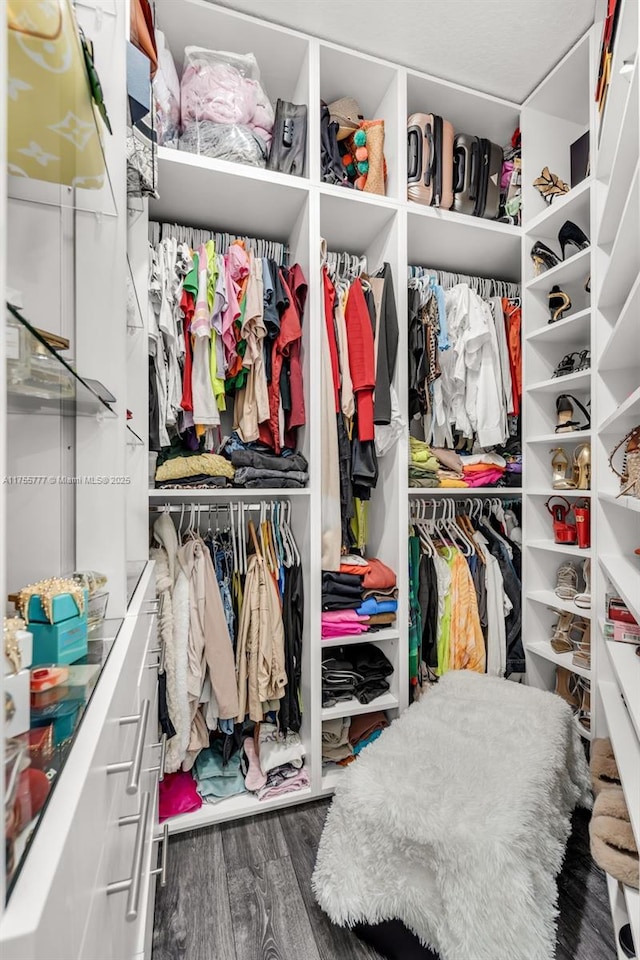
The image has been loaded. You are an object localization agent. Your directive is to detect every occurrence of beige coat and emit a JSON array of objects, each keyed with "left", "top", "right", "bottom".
[{"left": 236, "top": 554, "right": 287, "bottom": 723}]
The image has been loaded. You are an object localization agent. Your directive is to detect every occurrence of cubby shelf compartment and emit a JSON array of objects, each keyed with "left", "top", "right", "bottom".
[
  {"left": 599, "top": 385, "right": 640, "bottom": 433},
  {"left": 598, "top": 66, "right": 639, "bottom": 246},
  {"left": 527, "top": 369, "right": 591, "bottom": 394},
  {"left": 599, "top": 274, "right": 640, "bottom": 370},
  {"left": 599, "top": 555, "right": 640, "bottom": 627},
  {"left": 525, "top": 640, "right": 591, "bottom": 680},
  {"left": 525, "top": 248, "right": 590, "bottom": 291},
  {"left": 598, "top": 165, "right": 640, "bottom": 311},
  {"left": 321, "top": 768, "right": 345, "bottom": 793},
  {"left": 599, "top": 492, "right": 640, "bottom": 514},
  {"left": 599, "top": 678, "right": 640, "bottom": 851},
  {"left": 525, "top": 308, "right": 591, "bottom": 346},
  {"left": 321, "top": 692, "right": 399, "bottom": 722},
  {"left": 528, "top": 540, "right": 592, "bottom": 558},
  {"left": 151, "top": 147, "right": 309, "bottom": 238},
  {"left": 165, "top": 787, "right": 313, "bottom": 835},
  {"left": 597, "top": 0, "right": 639, "bottom": 181},
  {"left": 526, "top": 590, "right": 592, "bottom": 619},
  {"left": 528, "top": 489, "right": 591, "bottom": 498},
  {"left": 606, "top": 641, "right": 640, "bottom": 743},
  {"left": 321, "top": 629, "right": 399, "bottom": 649},
  {"left": 527, "top": 430, "right": 591, "bottom": 444},
  {"left": 148, "top": 488, "right": 311, "bottom": 502},
  {"left": 525, "top": 177, "right": 591, "bottom": 237}
]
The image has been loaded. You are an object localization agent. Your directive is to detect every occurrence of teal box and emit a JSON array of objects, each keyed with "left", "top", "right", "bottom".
[{"left": 29, "top": 590, "right": 89, "bottom": 666}]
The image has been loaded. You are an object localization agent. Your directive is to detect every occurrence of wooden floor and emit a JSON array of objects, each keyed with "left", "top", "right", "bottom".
[{"left": 152, "top": 801, "right": 616, "bottom": 960}]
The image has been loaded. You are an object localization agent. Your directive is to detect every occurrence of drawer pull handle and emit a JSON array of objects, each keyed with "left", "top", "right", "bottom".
[
  {"left": 106, "top": 698, "right": 150, "bottom": 794},
  {"left": 107, "top": 790, "right": 150, "bottom": 921},
  {"left": 146, "top": 642, "right": 166, "bottom": 673},
  {"left": 150, "top": 733, "right": 167, "bottom": 782},
  {"left": 151, "top": 821, "right": 169, "bottom": 888}
]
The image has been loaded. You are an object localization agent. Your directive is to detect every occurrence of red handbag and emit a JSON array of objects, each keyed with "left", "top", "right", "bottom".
[{"left": 546, "top": 496, "right": 577, "bottom": 544}]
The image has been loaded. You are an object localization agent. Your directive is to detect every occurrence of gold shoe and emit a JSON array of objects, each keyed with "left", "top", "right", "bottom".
[
  {"left": 573, "top": 443, "right": 591, "bottom": 490},
  {"left": 551, "top": 447, "right": 577, "bottom": 489}
]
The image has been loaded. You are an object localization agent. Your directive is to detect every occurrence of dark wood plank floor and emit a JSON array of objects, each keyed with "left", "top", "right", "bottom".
[{"left": 152, "top": 802, "right": 616, "bottom": 960}]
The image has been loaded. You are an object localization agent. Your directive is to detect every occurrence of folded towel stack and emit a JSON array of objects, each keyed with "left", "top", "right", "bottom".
[
  {"left": 322, "top": 643, "right": 394, "bottom": 707},
  {"left": 321, "top": 556, "right": 397, "bottom": 640}
]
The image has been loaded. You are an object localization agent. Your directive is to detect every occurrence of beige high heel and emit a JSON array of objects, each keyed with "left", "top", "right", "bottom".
[
  {"left": 551, "top": 447, "right": 577, "bottom": 489},
  {"left": 550, "top": 610, "right": 576, "bottom": 653},
  {"left": 573, "top": 443, "right": 591, "bottom": 490},
  {"left": 572, "top": 621, "right": 591, "bottom": 669},
  {"left": 576, "top": 678, "right": 591, "bottom": 731},
  {"left": 555, "top": 666, "right": 580, "bottom": 709}
]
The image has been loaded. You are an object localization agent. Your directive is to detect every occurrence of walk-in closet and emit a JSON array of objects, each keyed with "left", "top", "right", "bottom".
[{"left": 1, "top": 1, "right": 638, "bottom": 959}]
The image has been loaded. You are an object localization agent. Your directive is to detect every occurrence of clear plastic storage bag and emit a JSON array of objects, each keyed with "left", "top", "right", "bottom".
[
  {"left": 179, "top": 46, "right": 274, "bottom": 166},
  {"left": 153, "top": 29, "right": 181, "bottom": 147}
]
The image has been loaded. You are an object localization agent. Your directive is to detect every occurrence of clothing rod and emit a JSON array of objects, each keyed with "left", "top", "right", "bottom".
[
  {"left": 408, "top": 264, "right": 520, "bottom": 299},
  {"left": 149, "top": 501, "right": 291, "bottom": 514},
  {"left": 148, "top": 219, "right": 290, "bottom": 265}
]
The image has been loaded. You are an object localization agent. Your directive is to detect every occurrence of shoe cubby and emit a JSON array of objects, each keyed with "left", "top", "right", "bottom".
[
  {"left": 525, "top": 435, "right": 591, "bottom": 491},
  {"left": 526, "top": 384, "right": 591, "bottom": 438},
  {"left": 319, "top": 44, "right": 401, "bottom": 199},
  {"left": 155, "top": 0, "right": 312, "bottom": 178}
]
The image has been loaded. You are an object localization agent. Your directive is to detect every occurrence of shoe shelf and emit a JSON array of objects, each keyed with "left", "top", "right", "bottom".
[
  {"left": 321, "top": 691, "right": 399, "bottom": 722},
  {"left": 528, "top": 540, "right": 592, "bottom": 559},
  {"left": 599, "top": 492, "right": 640, "bottom": 514},
  {"left": 606, "top": 640, "right": 640, "bottom": 742},
  {"left": 606, "top": 873, "right": 635, "bottom": 960},
  {"left": 597, "top": 0, "right": 639, "bottom": 183},
  {"left": 525, "top": 177, "right": 591, "bottom": 237},
  {"left": 525, "top": 639, "right": 591, "bottom": 680},
  {"left": 598, "top": 679, "right": 640, "bottom": 850},
  {"left": 598, "top": 67, "right": 638, "bottom": 246},
  {"left": 526, "top": 589, "right": 592, "bottom": 619},
  {"left": 525, "top": 307, "right": 591, "bottom": 346},
  {"left": 599, "top": 274, "right": 640, "bottom": 370},
  {"left": 525, "top": 247, "right": 591, "bottom": 292},
  {"left": 528, "top": 489, "right": 591, "bottom": 498},
  {"left": 526, "top": 430, "right": 591, "bottom": 444},
  {"left": 526, "top": 369, "right": 591, "bottom": 394},
  {"left": 598, "top": 384, "right": 640, "bottom": 434},
  {"left": 321, "top": 628, "right": 399, "bottom": 649},
  {"left": 597, "top": 164, "right": 640, "bottom": 310},
  {"left": 599, "top": 555, "right": 640, "bottom": 627}
]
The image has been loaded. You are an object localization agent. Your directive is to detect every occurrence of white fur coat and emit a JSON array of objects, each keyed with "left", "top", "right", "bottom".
[{"left": 312, "top": 671, "right": 592, "bottom": 960}]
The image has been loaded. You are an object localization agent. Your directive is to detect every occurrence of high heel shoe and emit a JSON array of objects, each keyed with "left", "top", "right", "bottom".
[
  {"left": 576, "top": 678, "right": 591, "bottom": 731},
  {"left": 574, "top": 558, "right": 591, "bottom": 608},
  {"left": 558, "top": 220, "right": 590, "bottom": 260},
  {"left": 548, "top": 285, "right": 572, "bottom": 323},
  {"left": 552, "top": 352, "right": 579, "bottom": 378},
  {"left": 551, "top": 447, "right": 577, "bottom": 489},
  {"left": 533, "top": 167, "right": 570, "bottom": 205},
  {"left": 550, "top": 610, "right": 577, "bottom": 653},
  {"left": 572, "top": 621, "right": 591, "bottom": 670},
  {"left": 555, "top": 666, "right": 580, "bottom": 710},
  {"left": 555, "top": 561, "right": 579, "bottom": 599},
  {"left": 573, "top": 443, "right": 591, "bottom": 490},
  {"left": 555, "top": 394, "right": 591, "bottom": 433},
  {"left": 531, "top": 240, "right": 562, "bottom": 275}
]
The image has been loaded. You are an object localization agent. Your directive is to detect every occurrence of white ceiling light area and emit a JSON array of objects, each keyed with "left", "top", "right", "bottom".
[{"left": 209, "top": 0, "right": 597, "bottom": 103}]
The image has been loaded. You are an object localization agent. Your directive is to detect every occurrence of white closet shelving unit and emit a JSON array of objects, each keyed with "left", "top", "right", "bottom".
[{"left": 143, "top": 0, "right": 521, "bottom": 833}]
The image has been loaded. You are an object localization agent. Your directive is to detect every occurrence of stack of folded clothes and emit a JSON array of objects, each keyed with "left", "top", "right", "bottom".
[
  {"left": 408, "top": 436, "right": 440, "bottom": 488},
  {"left": 321, "top": 557, "right": 398, "bottom": 640},
  {"left": 460, "top": 451, "right": 506, "bottom": 487},
  {"left": 154, "top": 451, "right": 235, "bottom": 489},
  {"left": 322, "top": 643, "right": 394, "bottom": 707},
  {"left": 221, "top": 431, "right": 309, "bottom": 488},
  {"left": 193, "top": 739, "right": 245, "bottom": 802},
  {"left": 241, "top": 722, "right": 309, "bottom": 801},
  {"left": 322, "top": 711, "right": 390, "bottom": 769}
]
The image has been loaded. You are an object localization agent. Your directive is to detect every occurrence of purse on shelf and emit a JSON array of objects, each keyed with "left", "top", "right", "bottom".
[
  {"left": 266, "top": 100, "right": 307, "bottom": 177},
  {"left": 608, "top": 425, "right": 640, "bottom": 499}
]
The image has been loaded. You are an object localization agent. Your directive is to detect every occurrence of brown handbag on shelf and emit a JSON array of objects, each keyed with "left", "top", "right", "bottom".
[{"left": 608, "top": 425, "right": 640, "bottom": 498}]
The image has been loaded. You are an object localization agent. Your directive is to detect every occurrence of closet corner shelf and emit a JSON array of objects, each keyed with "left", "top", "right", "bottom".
[
  {"left": 528, "top": 540, "right": 592, "bottom": 559},
  {"left": 598, "top": 274, "right": 640, "bottom": 371},
  {"left": 407, "top": 201, "right": 521, "bottom": 237},
  {"left": 597, "top": 164, "right": 640, "bottom": 310},
  {"left": 599, "top": 491, "right": 640, "bottom": 514},
  {"left": 526, "top": 430, "right": 591, "bottom": 444},
  {"left": 408, "top": 487, "right": 522, "bottom": 496},
  {"left": 151, "top": 146, "right": 308, "bottom": 238},
  {"left": 526, "top": 369, "right": 591, "bottom": 394},
  {"left": 321, "top": 692, "right": 399, "bottom": 722},
  {"left": 524, "top": 307, "right": 591, "bottom": 345},
  {"left": 525, "top": 247, "right": 591, "bottom": 291},
  {"left": 148, "top": 488, "right": 310, "bottom": 502},
  {"left": 524, "top": 177, "right": 591, "bottom": 237},
  {"left": 598, "top": 678, "right": 640, "bottom": 850},
  {"left": 322, "top": 628, "right": 399, "bottom": 649},
  {"left": 598, "top": 384, "right": 640, "bottom": 433},
  {"left": 599, "top": 554, "right": 640, "bottom": 627},
  {"left": 525, "top": 639, "right": 591, "bottom": 680},
  {"left": 6, "top": 305, "right": 117, "bottom": 420},
  {"left": 165, "top": 785, "right": 313, "bottom": 835},
  {"left": 526, "top": 589, "right": 592, "bottom": 620},
  {"left": 606, "top": 640, "right": 640, "bottom": 743}
]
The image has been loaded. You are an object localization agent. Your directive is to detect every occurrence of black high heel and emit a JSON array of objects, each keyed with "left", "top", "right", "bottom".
[
  {"left": 558, "top": 220, "right": 590, "bottom": 260},
  {"left": 555, "top": 394, "right": 591, "bottom": 433},
  {"left": 548, "top": 285, "right": 572, "bottom": 323},
  {"left": 531, "top": 241, "right": 562, "bottom": 276}
]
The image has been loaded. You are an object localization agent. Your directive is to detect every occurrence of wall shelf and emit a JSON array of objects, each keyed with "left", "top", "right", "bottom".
[
  {"left": 525, "top": 177, "right": 591, "bottom": 237},
  {"left": 321, "top": 629, "right": 399, "bottom": 649},
  {"left": 529, "top": 540, "right": 592, "bottom": 558},
  {"left": 525, "top": 308, "right": 591, "bottom": 346},
  {"left": 599, "top": 555, "right": 640, "bottom": 626},
  {"left": 599, "top": 679, "right": 640, "bottom": 850},
  {"left": 321, "top": 692, "right": 399, "bottom": 722},
  {"left": 527, "top": 369, "right": 591, "bottom": 394},
  {"left": 526, "top": 639, "right": 591, "bottom": 679},
  {"left": 148, "top": 488, "right": 311, "bottom": 502},
  {"left": 525, "top": 247, "right": 590, "bottom": 291},
  {"left": 526, "top": 589, "right": 592, "bottom": 619},
  {"left": 599, "top": 492, "right": 640, "bottom": 514}
]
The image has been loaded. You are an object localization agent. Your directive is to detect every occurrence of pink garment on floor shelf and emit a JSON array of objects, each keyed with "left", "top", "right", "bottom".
[
  {"left": 158, "top": 770, "right": 202, "bottom": 822},
  {"left": 257, "top": 767, "right": 310, "bottom": 801}
]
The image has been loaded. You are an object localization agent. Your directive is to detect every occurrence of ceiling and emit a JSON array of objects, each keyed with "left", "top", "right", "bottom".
[{"left": 210, "top": 0, "right": 597, "bottom": 103}]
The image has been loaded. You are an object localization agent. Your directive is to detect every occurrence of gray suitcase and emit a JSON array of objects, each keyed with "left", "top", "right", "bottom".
[{"left": 453, "top": 134, "right": 503, "bottom": 219}]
